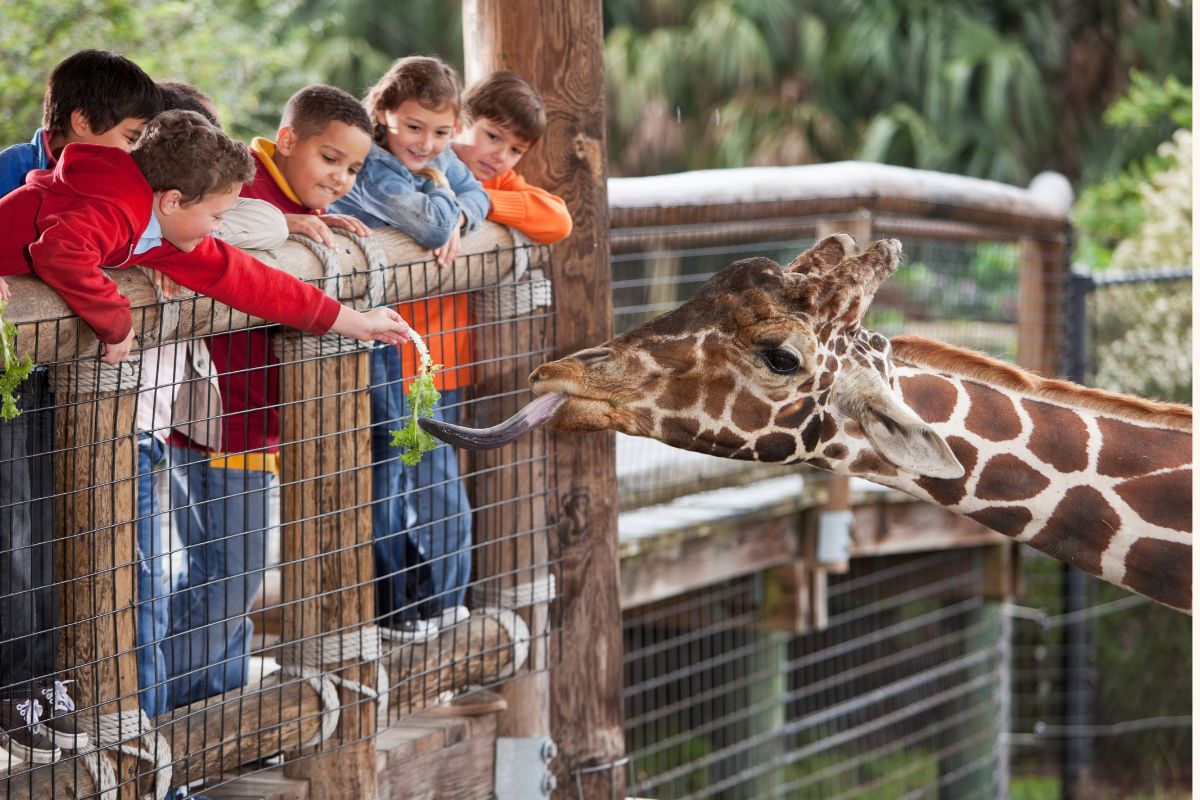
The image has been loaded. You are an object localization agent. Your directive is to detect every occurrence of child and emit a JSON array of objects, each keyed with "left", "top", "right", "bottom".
[
  {"left": 332, "top": 56, "right": 489, "bottom": 641},
  {"left": 163, "top": 84, "right": 374, "bottom": 708},
  {"left": 0, "top": 48, "right": 159, "bottom": 763},
  {"left": 129, "top": 82, "right": 290, "bottom": 718},
  {"left": 452, "top": 71, "right": 572, "bottom": 245},
  {"left": 0, "top": 111, "right": 410, "bottom": 716},
  {"left": 0, "top": 49, "right": 161, "bottom": 197}
]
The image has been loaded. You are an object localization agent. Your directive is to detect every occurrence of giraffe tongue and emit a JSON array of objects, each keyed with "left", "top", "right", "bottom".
[{"left": 417, "top": 392, "right": 568, "bottom": 450}]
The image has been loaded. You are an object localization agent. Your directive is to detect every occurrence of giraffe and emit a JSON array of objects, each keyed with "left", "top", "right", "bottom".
[{"left": 423, "top": 234, "right": 1193, "bottom": 612}]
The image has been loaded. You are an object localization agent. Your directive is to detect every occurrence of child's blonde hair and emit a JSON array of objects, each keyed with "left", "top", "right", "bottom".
[{"left": 364, "top": 56, "right": 462, "bottom": 146}]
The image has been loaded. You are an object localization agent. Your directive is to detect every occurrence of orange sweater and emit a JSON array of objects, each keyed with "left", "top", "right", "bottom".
[{"left": 398, "top": 169, "right": 572, "bottom": 391}]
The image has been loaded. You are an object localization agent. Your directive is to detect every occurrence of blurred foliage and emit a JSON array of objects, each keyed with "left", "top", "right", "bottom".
[
  {"left": 0, "top": 0, "right": 314, "bottom": 144},
  {"left": 602, "top": 0, "right": 1191, "bottom": 184}
]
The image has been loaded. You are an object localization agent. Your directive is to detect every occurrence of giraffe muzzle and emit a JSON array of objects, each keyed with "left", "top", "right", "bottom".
[{"left": 418, "top": 392, "right": 568, "bottom": 450}]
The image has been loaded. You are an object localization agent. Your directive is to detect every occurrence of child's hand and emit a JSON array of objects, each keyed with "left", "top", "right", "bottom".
[
  {"left": 432, "top": 216, "right": 464, "bottom": 267},
  {"left": 101, "top": 328, "right": 136, "bottom": 364},
  {"left": 152, "top": 271, "right": 182, "bottom": 300},
  {"left": 0, "top": 276, "right": 10, "bottom": 301},
  {"left": 285, "top": 213, "right": 338, "bottom": 248},
  {"left": 330, "top": 305, "right": 412, "bottom": 346},
  {"left": 323, "top": 214, "right": 372, "bottom": 238}
]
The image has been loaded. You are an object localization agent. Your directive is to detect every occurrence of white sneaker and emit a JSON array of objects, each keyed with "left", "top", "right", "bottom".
[
  {"left": 434, "top": 606, "right": 470, "bottom": 628},
  {"left": 379, "top": 619, "right": 439, "bottom": 643}
]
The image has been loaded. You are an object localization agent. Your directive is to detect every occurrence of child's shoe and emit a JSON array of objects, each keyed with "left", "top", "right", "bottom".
[
  {"left": 40, "top": 680, "right": 89, "bottom": 750},
  {"left": 0, "top": 697, "right": 62, "bottom": 763}
]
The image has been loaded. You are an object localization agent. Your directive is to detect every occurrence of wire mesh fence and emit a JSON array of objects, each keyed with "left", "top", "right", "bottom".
[
  {"left": 624, "top": 550, "right": 1007, "bottom": 799},
  {"left": 0, "top": 233, "right": 560, "bottom": 798}
]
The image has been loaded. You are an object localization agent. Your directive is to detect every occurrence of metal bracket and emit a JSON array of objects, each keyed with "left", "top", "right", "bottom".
[
  {"left": 495, "top": 736, "right": 558, "bottom": 799},
  {"left": 816, "top": 509, "right": 854, "bottom": 565}
]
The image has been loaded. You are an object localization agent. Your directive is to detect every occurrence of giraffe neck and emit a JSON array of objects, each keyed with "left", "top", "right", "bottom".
[{"left": 848, "top": 339, "right": 1192, "bottom": 612}]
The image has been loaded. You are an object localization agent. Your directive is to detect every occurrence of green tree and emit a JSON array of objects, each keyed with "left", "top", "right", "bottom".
[{"left": 0, "top": 0, "right": 316, "bottom": 144}]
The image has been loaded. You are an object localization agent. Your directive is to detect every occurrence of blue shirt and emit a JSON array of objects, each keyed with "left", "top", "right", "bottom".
[
  {"left": 0, "top": 128, "right": 54, "bottom": 197},
  {"left": 331, "top": 144, "right": 490, "bottom": 249},
  {"left": 134, "top": 213, "right": 163, "bottom": 255}
]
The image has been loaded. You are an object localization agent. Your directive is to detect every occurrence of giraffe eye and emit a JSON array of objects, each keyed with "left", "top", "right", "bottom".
[{"left": 761, "top": 348, "right": 801, "bottom": 375}]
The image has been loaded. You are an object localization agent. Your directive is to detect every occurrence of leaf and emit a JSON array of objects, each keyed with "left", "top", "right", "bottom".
[
  {"left": 0, "top": 299, "right": 35, "bottom": 421},
  {"left": 389, "top": 330, "right": 443, "bottom": 466}
]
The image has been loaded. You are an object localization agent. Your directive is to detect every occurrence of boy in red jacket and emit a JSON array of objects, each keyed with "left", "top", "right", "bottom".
[
  {"left": 164, "top": 86, "right": 377, "bottom": 706},
  {"left": 0, "top": 109, "right": 408, "bottom": 354}
]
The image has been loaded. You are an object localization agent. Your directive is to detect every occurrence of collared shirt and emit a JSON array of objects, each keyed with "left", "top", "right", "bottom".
[{"left": 134, "top": 213, "right": 163, "bottom": 255}]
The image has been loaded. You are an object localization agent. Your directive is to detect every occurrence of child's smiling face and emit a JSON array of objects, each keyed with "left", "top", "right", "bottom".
[
  {"left": 275, "top": 120, "right": 371, "bottom": 211},
  {"left": 375, "top": 99, "right": 458, "bottom": 173}
]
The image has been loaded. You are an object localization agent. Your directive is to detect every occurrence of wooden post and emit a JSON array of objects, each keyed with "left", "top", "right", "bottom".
[
  {"left": 275, "top": 338, "right": 378, "bottom": 799},
  {"left": 462, "top": 1, "right": 626, "bottom": 795},
  {"left": 52, "top": 362, "right": 142, "bottom": 799}
]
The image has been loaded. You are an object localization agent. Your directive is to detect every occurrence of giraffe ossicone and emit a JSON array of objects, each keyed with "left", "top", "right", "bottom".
[{"left": 422, "top": 234, "right": 1192, "bottom": 612}]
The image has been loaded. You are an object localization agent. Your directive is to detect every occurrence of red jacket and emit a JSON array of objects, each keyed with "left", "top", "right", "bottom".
[{"left": 0, "top": 143, "right": 340, "bottom": 345}]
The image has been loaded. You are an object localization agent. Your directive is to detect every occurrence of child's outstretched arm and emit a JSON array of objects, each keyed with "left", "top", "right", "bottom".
[{"left": 330, "top": 305, "right": 411, "bottom": 345}]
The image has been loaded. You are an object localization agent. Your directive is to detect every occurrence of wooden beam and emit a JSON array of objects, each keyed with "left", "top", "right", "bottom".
[
  {"left": 52, "top": 372, "right": 142, "bottom": 799},
  {"left": 620, "top": 510, "right": 801, "bottom": 610},
  {"left": 462, "top": 1, "right": 625, "bottom": 795},
  {"left": 2, "top": 223, "right": 523, "bottom": 365}
]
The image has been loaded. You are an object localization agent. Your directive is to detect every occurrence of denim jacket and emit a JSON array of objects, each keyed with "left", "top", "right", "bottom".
[
  {"left": 331, "top": 143, "right": 490, "bottom": 249},
  {"left": 0, "top": 128, "right": 53, "bottom": 197}
]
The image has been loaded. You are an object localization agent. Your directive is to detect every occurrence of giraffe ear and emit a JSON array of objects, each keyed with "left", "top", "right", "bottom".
[{"left": 857, "top": 397, "right": 964, "bottom": 479}]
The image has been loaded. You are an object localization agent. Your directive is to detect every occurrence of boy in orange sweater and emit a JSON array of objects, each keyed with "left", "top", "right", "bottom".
[{"left": 452, "top": 71, "right": 572, "bottom": 245}]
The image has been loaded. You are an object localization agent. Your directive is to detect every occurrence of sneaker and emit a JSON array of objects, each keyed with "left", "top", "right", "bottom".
[
  {"left": 40, "top": 680, "right": 89, "bottom": 751},
  {"left": 0, "top": 698, "right": 61, "bottom": 764},
  {"left": 379, "top": 619, "right": 439, "bottom": 643},
  {"left": 433, "top": 606, "right": 470, "bottom": 629}
]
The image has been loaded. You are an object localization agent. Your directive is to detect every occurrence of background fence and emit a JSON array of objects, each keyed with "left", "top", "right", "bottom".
[{"left": 611, "top": 164, "right": 1190, "bottom": 800}]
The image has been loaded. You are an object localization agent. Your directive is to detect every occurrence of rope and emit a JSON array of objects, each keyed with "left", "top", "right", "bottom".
[
  {"left": 479, "top": 607, "right": 531, "bottom": 681},
  {"left": 77, "top": 708, "right": 172, "bottom": 800},
  {"left": 476, "top": 574, "right": 557, "bottom": 610},
  {"left": 331, "top": 228, "right": 388, "bottom": 310},
  {"left": 277, "top": 625, "right": 388, "bottom": 750},
  {"left": 50, "top": 358, "right": 141, "bottom": 395}
]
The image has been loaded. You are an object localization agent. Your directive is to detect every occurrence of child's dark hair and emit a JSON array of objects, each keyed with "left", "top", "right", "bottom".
[
  {"left": 281, "top": 84, "right": 372, "bottom": 140},
  {"left": 464, "top": 71, "right": 547, "bottom": 144},
  {"left": 42, "top": 49, "right": 161, "bottom": 136},
  {"left": 158, "top": 81, "right": 220, "bottom": 127},
  {"left": 131, "top": 110, "right": 254, "bottom": 204},
  {"left": 364, "top": 56, "right": 461, "bottom": 146}
]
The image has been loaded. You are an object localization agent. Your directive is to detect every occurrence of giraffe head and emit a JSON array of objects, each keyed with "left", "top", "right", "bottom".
[{"left": 427, "top": 234, "right": 962, "bottom": 479}]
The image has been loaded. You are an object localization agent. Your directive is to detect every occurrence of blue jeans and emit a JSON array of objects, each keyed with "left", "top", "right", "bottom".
[
  {"left": 369, "top": 345, "right": 472, "bottom": 624},
  {"left": 135, "top": 434, "right": 171, "bottom": 717},
  {"left": 165, "top": 446, "right": 271, "bottom": 708}
]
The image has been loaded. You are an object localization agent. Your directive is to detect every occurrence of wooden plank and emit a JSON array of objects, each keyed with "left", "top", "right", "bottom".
[
  {"left": 847, "top": 500, "right": 1007, "bottom": 557},
  {"left": 462, "top": 2, "right": 625, "bottom": 796},
  {"left": 620, "top": 511, "right": 801, "bottom": 609},
  {"left": 376, "top": 714, "right": 496, "bottom": 800}
]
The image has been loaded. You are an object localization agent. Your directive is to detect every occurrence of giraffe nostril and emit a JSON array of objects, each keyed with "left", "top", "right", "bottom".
[{"left": 571, "top": 347, "right": 614, "bottom": 365}]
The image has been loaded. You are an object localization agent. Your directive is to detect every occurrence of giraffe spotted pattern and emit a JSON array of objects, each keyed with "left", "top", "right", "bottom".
[{"left": 523, "top": 234, "right": 1192, "bottom": 612}]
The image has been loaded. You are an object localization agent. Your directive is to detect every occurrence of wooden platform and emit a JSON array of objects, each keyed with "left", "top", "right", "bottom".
[{"left": 198, "top": 709, "right": 499, "bottom": 800}]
